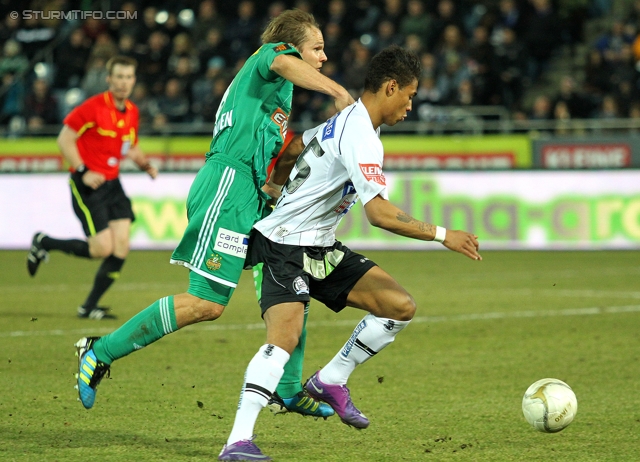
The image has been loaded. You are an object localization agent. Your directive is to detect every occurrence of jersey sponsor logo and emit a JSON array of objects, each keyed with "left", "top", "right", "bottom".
[
  {"left": 271, "top": 108, "right": 289, "bottom": 139},
  {"left": 322, "top": 112, "right": 339, "bottom": 141},
  {"left": 334, "top": 181, "right": 358, "bottom": 214},
  {"left": 206, "top": 253, "right": 223, "bottom": 271},
  {"left": 342, "top": 181, "right": 356, "bottom": 196},
  {"left": 293, "top": 276, "right": 309, "bottom": 295},
  {"left": 340, "top": 319, "right": 367, "bottom": 357},
  {"left": 214, "top": 228, "right": 249, "bottom": 258},
  {"left": 273, "top": 43, "right": 292, "bottom": 52},
  {"left": 334, "top": 198, "right": 357, "bottom": 215},
  {"left": 213, "top": 109, "right": 233, "bottom": 137},
  {"left": 359, "top": 163, "right": 386, "bottom": 185}
]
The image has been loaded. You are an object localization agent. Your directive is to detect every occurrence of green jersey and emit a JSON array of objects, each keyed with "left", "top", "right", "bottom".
[{"left": 207, "top": 42, "right": 300, "bottom": 192}]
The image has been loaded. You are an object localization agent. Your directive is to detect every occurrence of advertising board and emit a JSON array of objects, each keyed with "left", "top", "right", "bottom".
[{"left": 2, "top": 171, "right": 639, "bottom": 250}]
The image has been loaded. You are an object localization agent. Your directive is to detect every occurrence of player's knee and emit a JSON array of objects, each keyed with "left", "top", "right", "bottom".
[
  {"left": 271, "top": 331, "right": 300, "bottom": 355},
  {"left": 88, "top": 236, "right": 113, "bottom": 258},
  {"left": 192, "top": 299, "right": 225, "bottom": 321},
  {"left": 112, "top": 238, "right": 130, "bottom": 258},
  {"left": 90, "top": 244, "right": 112, "bottom": 259},
  {"left": 392, "top": 292, "right": 416, "bottom": 321}
]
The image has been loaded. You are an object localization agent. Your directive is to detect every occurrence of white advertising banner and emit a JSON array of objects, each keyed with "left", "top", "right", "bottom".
[{"left": 2, "top": 171, "right": 639, "bottom": 250}]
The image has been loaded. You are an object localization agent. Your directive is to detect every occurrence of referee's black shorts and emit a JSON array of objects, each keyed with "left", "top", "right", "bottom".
[
  {"left": 69, "top": 175, "right": 135, "bottom": 237},
  {"left": 249, "top": 230, "right": 377, "bottom": 314}
]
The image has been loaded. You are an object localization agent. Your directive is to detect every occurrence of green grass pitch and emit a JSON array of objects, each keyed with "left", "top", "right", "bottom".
[{"left": 1, "top": 249, "right": 639, "bottom": 461}]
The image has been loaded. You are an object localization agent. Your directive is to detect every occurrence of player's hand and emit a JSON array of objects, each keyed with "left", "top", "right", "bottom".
[
  {"left": 138, "top": 162, "right": 158, "bottom": 179},
  {"left": 82, "top": 170, "right": 106, "bottom": 190},
  {"left": 261, "top": 183, "right": 281, "bottom": 201},
  {"left": 442, "top": 230, "right": 482, "bottom": 261},
  {"left": 334, "top": 90, "right": 355, "bottom": 112},
  {"left": 146, "top": 165, "right": 158, "bottom": 179}
]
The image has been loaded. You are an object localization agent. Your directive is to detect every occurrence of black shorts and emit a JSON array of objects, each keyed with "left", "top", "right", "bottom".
[
  {"left": 248, "top": 230, "right": 377, "bottom": 314},
  {"left": 69, "top": 175, "right": 135, "bottom": 237}
]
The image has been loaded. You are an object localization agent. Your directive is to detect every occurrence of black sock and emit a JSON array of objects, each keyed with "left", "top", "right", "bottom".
[
  {"left": 82, "top": 255, "right": 125, "bottom": 309},
  {"left": 41, "top": 236, "right": 90, "bottom": 258}
]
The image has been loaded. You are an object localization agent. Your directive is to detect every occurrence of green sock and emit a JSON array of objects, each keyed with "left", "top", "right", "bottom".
[
  {"left": 93, "top": 296, "right": 178, "bottom": 365},
  {"left": 275, "top": 304, "right": 309, "bottom": 398}
]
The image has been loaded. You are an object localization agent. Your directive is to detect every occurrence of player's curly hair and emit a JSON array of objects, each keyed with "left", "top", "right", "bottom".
[
  {"left": 364, "top": 45, "right": 421, "bottom": 93},
  {"left": 261, "top": 9, "right": 320, "bottom": 48}
]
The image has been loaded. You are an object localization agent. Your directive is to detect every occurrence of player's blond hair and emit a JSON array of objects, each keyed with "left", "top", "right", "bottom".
[
  {"left": 261, "top": 9, "right": 320, "bottom": 48},
  {"left": 106, "top": 55, "right": 138, "bottom": 75}
]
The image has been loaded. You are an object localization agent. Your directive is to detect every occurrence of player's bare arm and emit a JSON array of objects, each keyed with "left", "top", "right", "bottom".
[
  {"left": 270, "top": 54, "right": 354, "bottom": 111},
  {"left": 396, "top": 211, "right": 436, "bottom": 235},
  {"left": 262, "top": 135, "right": 305, "bottom": 201},
  {"left": 127, "top": 144, "right": 158, "bottom": 179},
  {"left": 270, "top": 135, "right": 305, "bottom": 185},
  {"left": 57, "top": 125, "right": 105, "bottom": 190},
  {"left": 364, "top": 195, "right": 482, "bottom": 261}
]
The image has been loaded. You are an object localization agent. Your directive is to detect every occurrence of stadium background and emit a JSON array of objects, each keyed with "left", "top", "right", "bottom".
[{"left": 1, "top": 0, "right": 639, "bottom": 250}]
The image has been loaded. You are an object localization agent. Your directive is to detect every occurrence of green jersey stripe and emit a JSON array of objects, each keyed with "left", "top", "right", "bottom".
[{"left": 191, "top": 166, "right": 235, "bottom": 268}]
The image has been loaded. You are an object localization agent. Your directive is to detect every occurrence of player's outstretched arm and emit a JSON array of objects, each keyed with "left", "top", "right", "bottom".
[
  {"left": 270, "top": 54, "right": 354, "bottom": 111},
  {"left": 364, "top": 195, "right": 482, "bottom": 261}
]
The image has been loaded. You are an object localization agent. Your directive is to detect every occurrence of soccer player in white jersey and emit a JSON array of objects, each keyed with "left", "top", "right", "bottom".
[{"left": 218, "top": 45, "right": 482, "bottom": 461}]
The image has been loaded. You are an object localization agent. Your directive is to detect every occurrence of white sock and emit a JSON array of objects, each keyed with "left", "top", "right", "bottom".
[
  {"left": 227, "top": 344, "right": 290, "bottom": 445},
  {"left": 319, "top": 313, "right": 410, "bottom": 385}
]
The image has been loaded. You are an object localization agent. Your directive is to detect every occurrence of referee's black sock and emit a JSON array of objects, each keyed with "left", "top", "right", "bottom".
[
  {"left": 82, "top": 255, "right": 125, "bottom": 309},
  {"left": 41, "top": 236, "right": 90, "bottom": 258}
]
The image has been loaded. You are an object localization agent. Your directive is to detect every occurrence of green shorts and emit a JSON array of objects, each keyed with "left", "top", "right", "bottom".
[{"left": 171, "top": 158, "right": 265, "bottom": 305}]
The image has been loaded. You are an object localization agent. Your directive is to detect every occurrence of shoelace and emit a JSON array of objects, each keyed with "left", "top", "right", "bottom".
[{"left": 89, "top": 362, "right": 111, "bottom": 387}]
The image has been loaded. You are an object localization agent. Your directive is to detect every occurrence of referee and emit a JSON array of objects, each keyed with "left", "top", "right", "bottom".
[{"left": 27, "top": 55, "right": 158, "bottom": 320}]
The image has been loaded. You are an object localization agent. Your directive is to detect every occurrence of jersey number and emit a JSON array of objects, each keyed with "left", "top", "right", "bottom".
[{"left": 285, "top": 138, "right": 324, "bottom": 194}]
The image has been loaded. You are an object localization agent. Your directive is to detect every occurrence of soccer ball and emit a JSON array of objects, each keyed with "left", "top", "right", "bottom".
[{"left": 522, "top": 378, "right": 578, "bottom": 433}]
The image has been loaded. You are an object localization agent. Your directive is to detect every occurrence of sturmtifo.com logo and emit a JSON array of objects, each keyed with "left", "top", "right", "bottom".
[{"left": 14, "top": 10, "right": 137, "bottom": 20}]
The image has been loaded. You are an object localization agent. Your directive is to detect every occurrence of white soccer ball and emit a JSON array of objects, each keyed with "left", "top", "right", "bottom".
[{"left": 522, "top": 378, "right": 578, "bottom": 433}]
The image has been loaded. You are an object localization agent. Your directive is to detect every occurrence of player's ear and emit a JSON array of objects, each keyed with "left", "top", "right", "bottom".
[{"left": 386, "top": 79, "right": 397, "bottom": 97}]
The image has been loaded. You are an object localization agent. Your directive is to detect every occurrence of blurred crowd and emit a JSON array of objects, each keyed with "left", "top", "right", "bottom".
[{"left": 1, "top": 0, "right": 640, "bottom": 133}]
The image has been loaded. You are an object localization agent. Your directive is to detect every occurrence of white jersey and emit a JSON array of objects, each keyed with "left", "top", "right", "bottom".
[{"left": 255, "top": 100, "right": 388, "bottom": 246}]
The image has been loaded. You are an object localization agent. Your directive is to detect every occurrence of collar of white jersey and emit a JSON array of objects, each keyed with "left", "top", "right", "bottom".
[{"left": 352, "top": 99, "right": 380, "bottom": 136}]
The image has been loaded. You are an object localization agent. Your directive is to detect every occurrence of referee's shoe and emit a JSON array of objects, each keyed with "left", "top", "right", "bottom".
[{"left": 27, "top": 232, "right": 48, "bottom": 276}]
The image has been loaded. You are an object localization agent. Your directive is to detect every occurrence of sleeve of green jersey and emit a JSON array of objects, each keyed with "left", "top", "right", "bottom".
[{"left": 257, "top": 42, "right": 302, "bottom": 81}]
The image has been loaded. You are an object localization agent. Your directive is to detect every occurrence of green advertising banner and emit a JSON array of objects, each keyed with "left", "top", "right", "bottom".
[
  {"left": 381, "top": 135, "right": 532, "bottom": 169},
  {"left": 0, "top": 135, "right": 532, "bottom": 171},
  {"left": 334, "top": 172, "right": 640, "bottom": 249},
  {"left": 3, "top": 172, "right": 639, "bottom": 250}
]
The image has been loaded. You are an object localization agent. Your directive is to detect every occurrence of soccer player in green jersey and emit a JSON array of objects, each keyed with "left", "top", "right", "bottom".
[{"left": 73, "top": 10, "right": 354, "bottom": 418}]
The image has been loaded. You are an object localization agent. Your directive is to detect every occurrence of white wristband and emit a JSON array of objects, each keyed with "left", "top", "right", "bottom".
[{"left": 434, "top": 226, "right": 446, "bottom": 243}]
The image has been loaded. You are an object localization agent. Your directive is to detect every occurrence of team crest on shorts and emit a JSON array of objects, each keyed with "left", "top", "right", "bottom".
[
  {"left": 206, "top": 253, "right": 222, "bottom": 271},
  {"left": 293, "top": 276, "right": 309, "bottom": 295}
]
